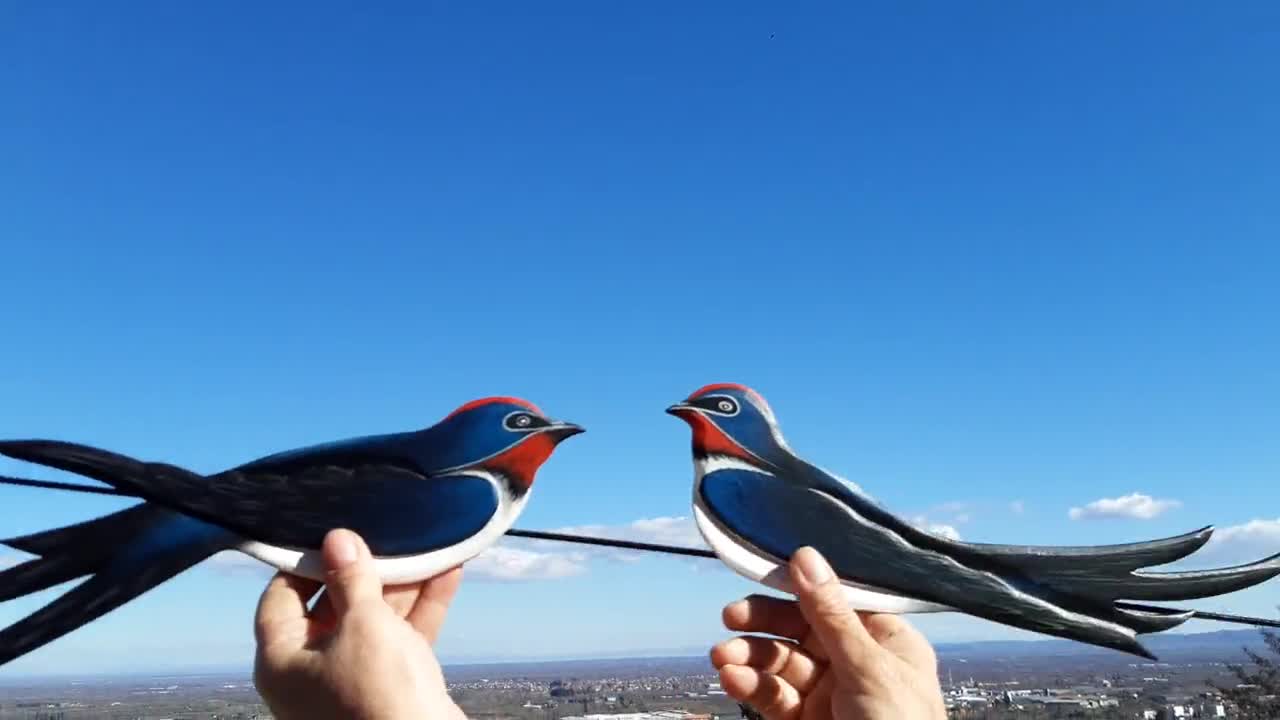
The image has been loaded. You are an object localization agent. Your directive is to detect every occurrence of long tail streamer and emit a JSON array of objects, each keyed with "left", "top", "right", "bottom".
[{"left": 4, "top": 474, "right": 1279, "bottom": 630}]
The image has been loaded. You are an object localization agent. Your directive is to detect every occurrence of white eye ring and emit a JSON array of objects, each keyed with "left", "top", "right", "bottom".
[
  {"left": 504, "top": 411, "right": 539, "bottom": 431},
  {"left": 718, "top": 400, "right": 735, "bottom": 413}
]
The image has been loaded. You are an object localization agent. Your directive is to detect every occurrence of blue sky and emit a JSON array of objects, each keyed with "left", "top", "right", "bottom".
[{"left": 2, "top": 1, "right": 1279, "bottom": 675}]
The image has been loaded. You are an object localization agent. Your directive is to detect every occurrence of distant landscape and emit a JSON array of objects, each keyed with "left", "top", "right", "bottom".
[
  {"left": 0, "top": 628, "right": 1270, "bottom": 718},
  {"left": 3, "top": 627, "right": 1266, "bottom": 684}
]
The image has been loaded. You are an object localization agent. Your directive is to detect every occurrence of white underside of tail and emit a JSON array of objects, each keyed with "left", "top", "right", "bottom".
[
  {"left": 692, "top": 456, "right": 952, "bottom": 614},
  {"left": 235, "top": 470, "right": 526, "bottom": 584}
]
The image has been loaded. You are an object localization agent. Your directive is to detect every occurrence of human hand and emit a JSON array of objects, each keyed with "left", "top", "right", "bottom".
[
  {"left": 711, "top": 547, "right": 946, "bottom": 720},
  {"left": 252, "top": 529, "right": 466, "bottom": 720}
]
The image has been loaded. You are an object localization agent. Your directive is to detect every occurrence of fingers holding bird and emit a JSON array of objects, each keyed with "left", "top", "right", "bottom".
[
  {"left": 306, "top": 583, "right": 423, "bottom": 630},
  {"left": 723, "top": 587, "right": 934, "bottom": 671},
  {"left": 857, "top": 611, "right": 938, "bottom": 673},
  {"left": 255, "top": 571, "right": 324, "bottom": 652},
  {"left": 405, "top": 566, "right": 464, "bottom": 644},
  {"left": 716, "top": 587, "right": 939, "bottom": 718},
  {"left": 711, "top": 635, "right": 823, "bottom": 695},
  {"left": 715, "top": 593, "right": 830, "bottom": 720},
  {"left": 723, "top": 595, "right": 817, "bottom": 649},
  {"left": 717, "top": 664, "right": 806, "bottom": 720},
  {"left": 304, "top": 566, "right": 463, "bottom": 645}
]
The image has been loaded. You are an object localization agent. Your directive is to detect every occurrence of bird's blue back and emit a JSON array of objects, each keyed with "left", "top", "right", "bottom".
[{"left": 235, "top": 401, "right": 533, "bottom": 475}]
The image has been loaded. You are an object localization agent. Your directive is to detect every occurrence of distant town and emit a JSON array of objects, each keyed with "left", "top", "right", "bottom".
[{"left": 0, "top": 629, "right": 1273, "bottom": 719}]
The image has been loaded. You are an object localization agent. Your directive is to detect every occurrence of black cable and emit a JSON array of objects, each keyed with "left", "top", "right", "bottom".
[
  {"left": 505, "top": 528, "right": 717, "bottom": 559},
  {"left": 1113, "top": 602, "right": 1280, "bottom": 629},
  {"left": 3, "top": 474, "right": 1277, "bottom": 629}
]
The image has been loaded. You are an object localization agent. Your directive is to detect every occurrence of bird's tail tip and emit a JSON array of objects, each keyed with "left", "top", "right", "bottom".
[
  {"left": 0, "top": 506, "right": 231, "bottom": 667},
  {"left": 1101, "top": 629, "right": 1160, "bottom": 661},
  {"left": 1197, "top": 548, "right": 1280, "bottom": 582}
]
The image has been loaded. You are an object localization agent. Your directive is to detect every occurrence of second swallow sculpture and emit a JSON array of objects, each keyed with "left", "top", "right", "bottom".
[
  {"left": 0, "top": 396, "right": 582, "bottom": 667},
  {"left": 667, "top": 383, "right": 1280, "bottom": 659}
]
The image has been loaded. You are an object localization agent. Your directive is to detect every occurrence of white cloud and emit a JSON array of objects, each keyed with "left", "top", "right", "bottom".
[
  {"left": 467, "top": 546, "right": 588, "bottom": 582},
  {"left": 1068, "top": 493, "right": 1181, "bottom": 521},
  {"left": 1213, "top": 518, "right": 1280, "bottom": 548},
  {"left": 1175, "top": 518, "right": 1280, "bottom": 568},
  {"left": 927, "top": 524, "right": 962, "bottom": 541},
  {"left": 909, "top": 515, "right": 963, "bottom": 541},
  {"left": 902, "top": 501, "right": 976, "bottom": 540}
]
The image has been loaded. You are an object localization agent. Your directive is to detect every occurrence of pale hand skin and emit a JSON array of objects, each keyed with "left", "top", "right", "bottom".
[
  {"left": 253, "top": 528, "right": 466, "bottom": 720},
  {"left": 711, "top": 547, "right": 947, "bottom": 720}
]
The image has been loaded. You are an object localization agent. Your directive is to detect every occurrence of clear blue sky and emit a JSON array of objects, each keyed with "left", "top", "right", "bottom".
[{"left": 2, "top": 1, "right": 1278, "bottom": 675}]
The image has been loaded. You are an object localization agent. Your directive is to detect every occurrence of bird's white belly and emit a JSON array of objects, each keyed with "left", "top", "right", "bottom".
[
  {"left": 692, "top": 457, "right": 952, "bottom": 614},
  {"left": 235, "top": 474, "right": 527, "bottom": 585}
]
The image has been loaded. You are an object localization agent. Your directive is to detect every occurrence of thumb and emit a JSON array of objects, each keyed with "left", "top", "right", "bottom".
[
  {"left": 322, "top": 528, "right": 383, "bottom": 618},
  {"left": 789, "top": 546, "right": 881, "bottom": 687}
]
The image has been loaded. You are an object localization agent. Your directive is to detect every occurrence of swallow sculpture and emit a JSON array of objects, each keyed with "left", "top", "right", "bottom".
[
  {"left": 0, "top": 396, "right": 582, "bottom": 666},
  {"left": 667, "top": 383, "right": 1280, "bottom": 659}
]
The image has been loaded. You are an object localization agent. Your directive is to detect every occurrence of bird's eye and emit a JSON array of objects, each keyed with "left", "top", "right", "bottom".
[
  {"left": 505, "top": 412, "right": 548, "bottom": 431},
  {"left": 696, "top": 396, "right": 739, "bottom": 416}
]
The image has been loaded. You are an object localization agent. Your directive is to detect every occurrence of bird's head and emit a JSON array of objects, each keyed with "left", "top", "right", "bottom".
[
  {"left": 434, "top": 397, "right": 583, "bottom": 494},
  {"left": 666, "top": 383, "right": 788, "bottom": 469}
]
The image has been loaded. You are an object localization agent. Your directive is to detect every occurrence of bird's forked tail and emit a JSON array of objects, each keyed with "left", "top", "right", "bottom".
[{"left": 0, "top": 503, "right": 234, "bottom": 666}]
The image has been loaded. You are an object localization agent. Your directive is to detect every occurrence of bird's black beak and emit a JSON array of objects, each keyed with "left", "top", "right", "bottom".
[
  {"left": 666, "top": 403, "right": 696, "bottom": 418},
  {"left": 546, "top": 422, "right": 585, "bottom": 441}
]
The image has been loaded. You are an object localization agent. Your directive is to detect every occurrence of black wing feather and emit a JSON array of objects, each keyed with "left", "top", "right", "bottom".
[
  {"left": 793, "top": 459, "right": 1280, "bottom": 604},
  {"left": 700, "top": 468, "right": 1156, "bottom": 658},
  {"left": 0, "top": 440, "right": 499, "bottom": 557},
  {"left": 962, "top": 527, "right": 1215, "bottom": 572},
  {"left": 793, "top": 458, "right": 1219, "bottom": 576}
]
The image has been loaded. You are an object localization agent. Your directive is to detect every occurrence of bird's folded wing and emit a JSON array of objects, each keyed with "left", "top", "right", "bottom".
[
  {"left": 701, "top": 468, "right": 1175, "bottom": 657},
  {"left": 796, "top": 460, "right": 1219, "bottom": 574},
  {"left": 0, "top": 440, "right": 499, "bottom": 557},
  {"left": 803, "top": 467, "right": 1280, "bottom": 603}
]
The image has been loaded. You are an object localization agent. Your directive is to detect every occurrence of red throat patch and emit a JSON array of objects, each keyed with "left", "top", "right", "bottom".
[
  {"left": 483, "top": 433, "right": 560, "bottom": 490},
  {"left": 672, "top": 410, "right": 756, "bottom": 463}
]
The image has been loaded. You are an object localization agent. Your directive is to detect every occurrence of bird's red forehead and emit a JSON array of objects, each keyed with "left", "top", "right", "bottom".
[
  {"left": 688, "top": 383, "right": 771, "bottom": 414},
  {"left": 445, "top": 396, "right": 543, "bottom": 420}
]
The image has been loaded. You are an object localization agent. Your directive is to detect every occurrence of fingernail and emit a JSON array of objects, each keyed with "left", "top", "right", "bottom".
[
  {"left": 793, "top": 547, "right": 833, "bottom": 586},
  {"left": 331, "top": 531, "right": 359, "bottom": 568}
]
